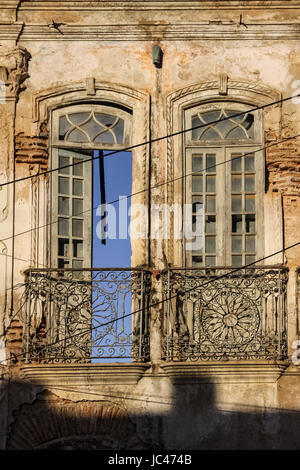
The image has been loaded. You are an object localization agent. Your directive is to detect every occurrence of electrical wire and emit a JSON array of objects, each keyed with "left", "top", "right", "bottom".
[
  {"left": 1, "top": 132, "right": 299, "bottom": 248},
  {"left": 0, "top": 92, "right": 299, "bottom": 189},
  {"left": 1, "top": 240, "right": 298, "bottom": 366}
]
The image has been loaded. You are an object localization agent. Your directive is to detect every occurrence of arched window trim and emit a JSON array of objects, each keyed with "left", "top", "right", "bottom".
[
  {"left": 52, "top": 103, "right": 132, "bottom": 151},
  {"left": 183, "top": 100, "right": 265, "bottom": 268},
  {"left": 165, "top": 80, "right": 280, "bottom": 267},
  {"left": 49, "top": 102, "right": 133, "bottom": 270}
]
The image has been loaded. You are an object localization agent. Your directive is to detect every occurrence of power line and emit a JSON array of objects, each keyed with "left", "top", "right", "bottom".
[
  {"left": 0, "top": 250, "right": 47, "bottom": 266},
  {"left": 1, "top": 92, "right": 299, "bottom": 189},
  {"left": 1, "top": 240, "right": 298, "bottom": 366},
  {"left": 1, "top": 132, "right": 299, "bottom": 248}
]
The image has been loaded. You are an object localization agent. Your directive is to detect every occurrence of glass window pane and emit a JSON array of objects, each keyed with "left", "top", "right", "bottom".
[
  {"left": 59, "top": 116, "right": 71, "bottom": 141},
  {"left": 227, "top": 127, "right": 247, "bottom": 139},
  {"left": 232, "top": 175, "right": 242, "bottom": 192},
  {"left": 206, "top": 154, "right": 216, "bottom": 173},
  {"left": 58, "top": 177, "right": 69, "bottom": 195},
  {"left": 95, "top": 113, "right": 117, "bottom": 127},
  {"left": 68, "top": 112, "right": 90, "bottom": 125},
  {"left": 206, "top": 196, "right": 216, "bottom": 213},
  {"left": 73, "top": 240, "right": 83, "bottom": 258},
  {"left": 67, "top": 128, "right": 89, "bottom": 143},
  {"left": 201, "top": 110, "right": 221, "bottom": 124},
  {"left": 205, "top": 256, "right": 216, "bottom": 267},
  {"left": 192, "top": 255, "right": 203, "bottom": 266},
  {"left": 246, "top": 236, "right": 255, "bottom": 253},
  {"left": 232, "top": 215, "right": 242, "bottom": 233},
  {"left": 191, "top": 238, "right": 204, "bottom": 253},
  {"left": 232, "top": 235, "right": 242, "bottom": 253},
  {"left": 192, "top": 215, "right": 203, "bottom": 235},
  {"left": 246, "top": 214, "right": 255, "bottom": 233},
  {"left": 72, "top": 199, "right": 83, "bottom": 216},
  {"left": 245, "top": 195, "right": 255, "bottom": 212},
  {"left": 58, "top": 238, "right": 69, "bottom": 257},
  {"left": 206, "top": 175, "right": 216, "bottom": 193},
  {"left": 191, "top": 115, "right": 201, "bottom": 140},
  {"left": 192, "top": 155, "right": 203, "bottom": 172},
  {"left": 192, "top": 176, "right": 203, "bottom": 193},
  {"left": 205, "top": 236, "right": 216, "bottom": 254},
  {"left": 192, "top": 196, "right": 203, "bottom": 213},
  {"left": 94, "top": 131, "right": 115, "bottom": 144},
  {"left": 231, "top": 155, "right": 242, "bottom": 172},
  {"left": 245, "top": 174, "right": 255, "bottom": 192},
  {"left": 58, "top": 196, "right": 69, "bottom": 215},
  {"left": 59, "top": 155, "right": 70, "bottom": 174},
  {"left": 245, "top": 255, "right": 255, "bottom": 265},
  {"left": 58, "top": 258, "right": 70, "bottom": 268},
  {"left": 72, "top": 259, "right": 83, "bottom": 268},
  {"left": 72, "top": 219, "right": 83, "bottom": 237},
  {"left": 112, "top": 118, "right": 124, "bottom": 144},
  {"left": 58, "top": 218, "right": 69, "bottom": 236},
  {"left": 73, "top": 158, "right": 83, "bottom": 177},
  {"left": 73, "top": 179, "right": 83, "bottom": 196},
  {"left": 232, "top": 255, "right": 242, "bottom": 266},
  {"left": 245, "top": 154, "right": 255, "bottom": 171},
  {"left": 201, "top": 128, "right": 220, "bottom": 140},
  {"left": 232, "top": 195, "right": 242, "bottom": 212},
  {"left": 205, "top": 215, "right": 216, "bottom": 234}
]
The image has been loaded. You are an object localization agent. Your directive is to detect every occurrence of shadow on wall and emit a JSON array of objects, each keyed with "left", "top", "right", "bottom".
[{"left": 1, "top": 372, "right": 300, "bottom": 450}]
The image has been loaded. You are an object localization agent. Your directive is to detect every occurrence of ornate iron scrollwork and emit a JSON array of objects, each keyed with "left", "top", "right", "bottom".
[
  {"left": 162, "top": 267, "right": 288, "bottom": 361},
  {"left": 22, "top": 268, "right": 151, "bottom": 363}
]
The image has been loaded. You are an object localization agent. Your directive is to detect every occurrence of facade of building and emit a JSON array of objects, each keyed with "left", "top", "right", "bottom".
[{"left": 0, "top": 0, "right": 300, "bottom": 450}]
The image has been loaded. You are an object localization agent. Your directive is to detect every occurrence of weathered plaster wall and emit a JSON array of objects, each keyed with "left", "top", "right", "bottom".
[{"left": 1, "top": 0, "right": 300, "bottom": 450}]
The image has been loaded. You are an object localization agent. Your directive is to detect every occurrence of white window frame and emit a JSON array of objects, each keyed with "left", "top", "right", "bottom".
[
  {"left": 49, "top": 104, "right": 132, "bottom": 269},
  {"left": 184, "top": 102, "right": 264, "bottom": 268}
]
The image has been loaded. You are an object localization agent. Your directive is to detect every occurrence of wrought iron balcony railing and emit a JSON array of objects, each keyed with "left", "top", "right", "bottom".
[
  {"left": 22, "top": 268, "right": 151, "bottom": 363},
  {"left": 21, "top": 265, "right": 288, "bottom": 364},
  {"left": 161, "top": 266, "right": 288, "bottom": 362}
]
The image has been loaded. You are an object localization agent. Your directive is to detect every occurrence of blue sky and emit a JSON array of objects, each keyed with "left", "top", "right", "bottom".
[{"left": 92, "top": 150, "right": 132, "bottom": 268}]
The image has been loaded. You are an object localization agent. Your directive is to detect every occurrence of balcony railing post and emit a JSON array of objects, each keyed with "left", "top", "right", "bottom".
[
  {"left": 24, "top": 270, "right": 32, "bottom": 364},
  {"left": 166, "top": 269, "right": 171, "bottom": 362},
  {"left": 138, "top": 271, "right": 144, "bottom": 361}
]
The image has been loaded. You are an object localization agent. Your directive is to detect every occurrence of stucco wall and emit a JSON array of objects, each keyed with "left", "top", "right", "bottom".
[{"left": 1, "top": 0, "right": 300, "bottom": 450}]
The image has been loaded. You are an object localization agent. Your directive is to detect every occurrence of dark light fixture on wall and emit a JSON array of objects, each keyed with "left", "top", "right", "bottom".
[{"left": 152, "top": 45, "right": 163, "bottom": 68}]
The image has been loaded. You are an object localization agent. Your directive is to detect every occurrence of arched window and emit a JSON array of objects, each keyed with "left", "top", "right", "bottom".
[
  {"left": 50, "top": 104, "right": 132, "bottom": 269},
  {"left": 184, "top": 102, "right": 264, "bottom": 267}
]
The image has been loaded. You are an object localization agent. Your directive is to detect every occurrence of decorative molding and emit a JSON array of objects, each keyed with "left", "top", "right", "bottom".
[
  {"left": 0, "top": 46, "right": 31, "bottom": 101},
  {"left": 86, "top": 77, "right": 96, "bottom": 96},
  {"left": 159, "top": 361, "right": 289, "bottom": 384},
  {"left": 2, "top": 23, "right": 300, "bottom": 41},
  {"left": 165, "top": 79, "right": 281, "bottom": 264},
  {"left": 14, "top": 1, "right": 300, "bottom": 11},
  {"left": 218, "top": 73, "right": 228, "bottom": 96},
  {"left": 32, "top": 80, "right": 147, "bottom": 123},
  {"left": 20, "top": 363, "right": 150, "bottom": 385},
  {"left": 31, "top": 79, "right": 150, "bottom": 265},
  {"left": 166, "top": 79, "right": 281, "bottom": 105}
]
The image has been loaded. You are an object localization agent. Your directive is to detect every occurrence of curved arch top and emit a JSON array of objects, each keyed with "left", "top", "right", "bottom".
[
  {"left": 32, "top": 79, "right": 149, "bottom": 124},
  {"left": 166, "top": 78, "right": 282, "bottom": 110}
]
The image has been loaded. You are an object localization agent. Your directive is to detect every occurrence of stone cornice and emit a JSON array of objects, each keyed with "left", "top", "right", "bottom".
[
  {"left": 20, "top": 363, "right": 151, "bottom": 385},
  {"left": 14, "top": 1, "right": 300, "bottom": 10},
  {"left": 1, "top": 22, "right": 300, "bottom": 41},
  {"left": 159, "top": 361, "right": 289, "bottom": 383},
  {"left": 20, "top": 361, "right": 290, "bottom": 386}
]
